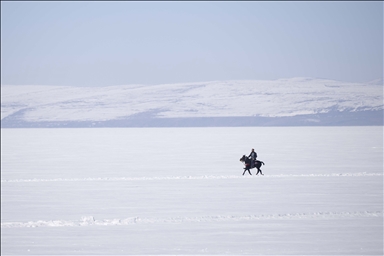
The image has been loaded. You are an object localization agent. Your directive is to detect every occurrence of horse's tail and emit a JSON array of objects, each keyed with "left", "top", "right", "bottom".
[{"left": 260, "top": 161, "right": 265, "bottom": 165}]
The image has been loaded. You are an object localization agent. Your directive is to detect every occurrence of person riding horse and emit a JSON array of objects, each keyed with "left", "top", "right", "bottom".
[{"left": 240, "top": 154, "right": 265, "bottom": 176}]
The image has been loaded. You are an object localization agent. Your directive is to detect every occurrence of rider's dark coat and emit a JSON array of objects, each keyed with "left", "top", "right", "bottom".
[{"left": 248, "top": 151, "right": 257, "bottom": 160}]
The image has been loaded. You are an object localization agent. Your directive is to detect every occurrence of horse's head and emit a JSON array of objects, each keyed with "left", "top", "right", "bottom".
[{"left": 240, "top": 155, "right": 246, "bottom": 162}]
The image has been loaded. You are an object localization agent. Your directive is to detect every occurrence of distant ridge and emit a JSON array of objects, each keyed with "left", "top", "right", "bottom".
[{"left": 1, "top": 78, "right": 383, "bottom": 127}]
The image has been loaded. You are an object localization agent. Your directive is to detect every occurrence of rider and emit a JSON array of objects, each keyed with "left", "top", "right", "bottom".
[{"left": 248, "top": 148, "right": 257, "bottom": 168}]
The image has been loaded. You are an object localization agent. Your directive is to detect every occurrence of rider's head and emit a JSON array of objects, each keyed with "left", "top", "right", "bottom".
[{"left": 252, "top": 148, "right": 254, "bottom": 151}]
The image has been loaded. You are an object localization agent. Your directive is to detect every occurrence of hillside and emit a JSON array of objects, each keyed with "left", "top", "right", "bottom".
[{"left": 1, "top": 78, "right": 382, "bottom": 127}]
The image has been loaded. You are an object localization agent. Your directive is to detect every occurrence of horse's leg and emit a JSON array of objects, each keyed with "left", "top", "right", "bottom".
[{"left": 243, "top": 168, "right": 251, "bottom": 175}]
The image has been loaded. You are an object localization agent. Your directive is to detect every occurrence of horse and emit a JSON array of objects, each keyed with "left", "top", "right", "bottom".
[{"left": 239, "top": 155, "right": 265, "bottom": 176}]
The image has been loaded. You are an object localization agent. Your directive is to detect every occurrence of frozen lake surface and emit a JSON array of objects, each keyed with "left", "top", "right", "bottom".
[{"left": 1, "top": 127, "right": 383, "bottom": 255}]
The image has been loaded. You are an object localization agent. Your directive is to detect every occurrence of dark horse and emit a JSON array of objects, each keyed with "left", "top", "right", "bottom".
[{"left": 239, "top": 155, "right": 265, "bottom": 176}]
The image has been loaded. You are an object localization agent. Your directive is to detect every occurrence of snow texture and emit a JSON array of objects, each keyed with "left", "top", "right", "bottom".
[
  {"left": 1, "top": 127, "right": 383, "bottom": 255},
  {"left": 1, "top": 78, "right": 383, "bottom": 127}
]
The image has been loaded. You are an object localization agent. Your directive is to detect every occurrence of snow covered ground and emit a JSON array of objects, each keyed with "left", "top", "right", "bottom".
[
  {"left": 1, "top": 127, "right": 383, "bottom": 255},
  {"left": 1, "top": 78, "right": 383, "bottom": 127}
]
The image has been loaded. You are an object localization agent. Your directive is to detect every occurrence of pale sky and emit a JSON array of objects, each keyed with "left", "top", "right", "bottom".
[{"left": 1, "top": 1, "right": 383, "bottom": 86}]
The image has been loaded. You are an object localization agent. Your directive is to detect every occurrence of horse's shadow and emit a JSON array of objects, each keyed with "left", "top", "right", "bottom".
[{"left": 239, "top": 155, "right": 265, "bottom": 176}]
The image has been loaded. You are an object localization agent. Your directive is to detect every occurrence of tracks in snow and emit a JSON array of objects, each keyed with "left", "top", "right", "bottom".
[
  {"left": 2, "top": 211, "right": 382, "bottom": 228},
  {"left": 1, "top": 172, "right": 382, "bottom": 183}
]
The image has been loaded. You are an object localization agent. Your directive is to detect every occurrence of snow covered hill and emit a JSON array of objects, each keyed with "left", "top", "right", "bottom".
[{"left": 1, "top": 78, "right": 383, "bottom": 127}]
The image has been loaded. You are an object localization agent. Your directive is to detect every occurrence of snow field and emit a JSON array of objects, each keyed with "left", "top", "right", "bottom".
[{"left": 1, "top": 127, "right": 383, "bottom": 254}]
